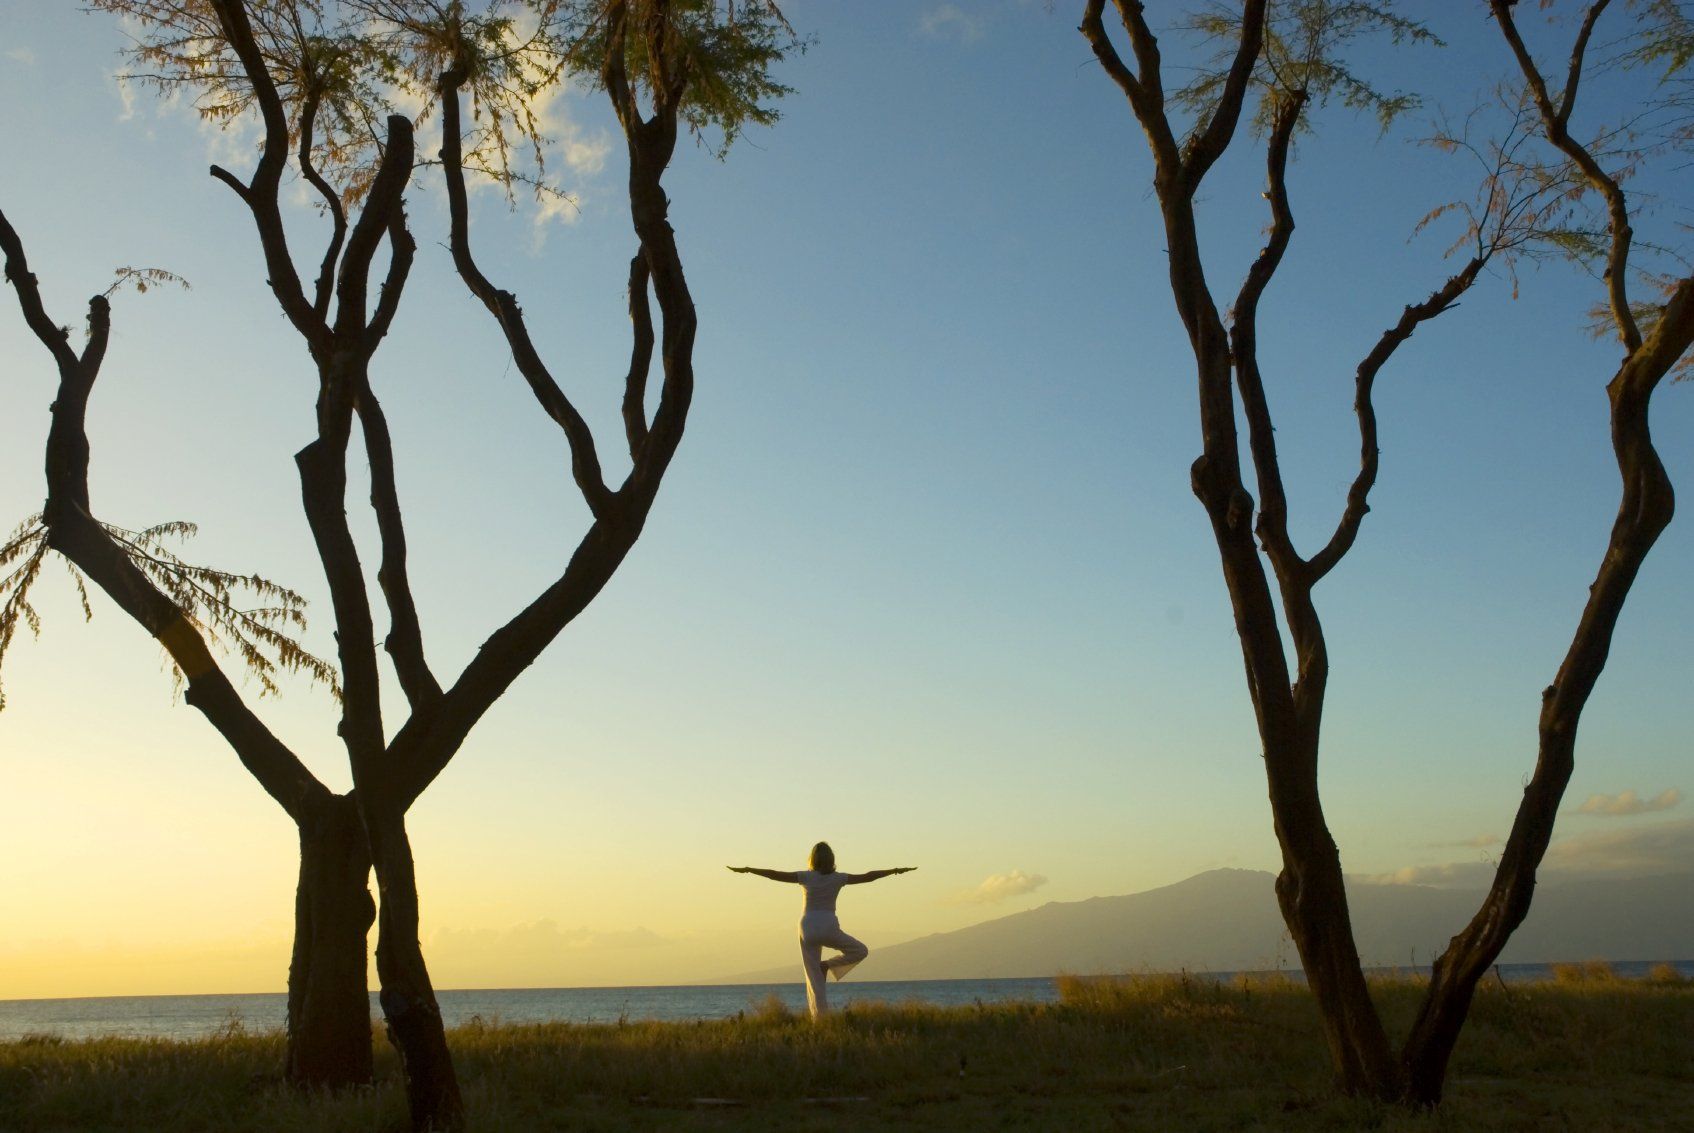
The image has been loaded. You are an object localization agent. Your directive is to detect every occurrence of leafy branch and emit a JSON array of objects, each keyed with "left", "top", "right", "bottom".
[{"left": 0, "top": 513, "right": 339, "bottom": 709}]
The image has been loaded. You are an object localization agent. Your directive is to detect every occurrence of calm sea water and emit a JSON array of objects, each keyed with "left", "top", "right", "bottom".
[{"left": 4, "top": 962, "right": 1689, "bottom": 1042}]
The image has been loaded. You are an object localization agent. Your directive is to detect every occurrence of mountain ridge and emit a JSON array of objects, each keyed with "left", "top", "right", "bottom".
[{"left": 708, "top": 868, "right": 1694, "bottom": 983}]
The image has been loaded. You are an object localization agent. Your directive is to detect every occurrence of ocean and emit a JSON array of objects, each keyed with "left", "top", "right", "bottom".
[{"left": 3, "top": 962, "right": 1689, "bottom": 1043}]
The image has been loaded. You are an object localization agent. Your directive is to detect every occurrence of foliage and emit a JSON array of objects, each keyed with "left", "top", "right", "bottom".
[
  {"left": 561, "top": 0, "right": 804, "bottom": 156},
  {"left": 95, "top": 0, "right": 576, "bottom": 204},
  {"left": 1174, "top": 1, "right": 1440, "bottom": 136},
  {"left": 95, "top": 0, "right": 801, "bottom": 208},
  {"left": 0, "top": 514, "right": 338, "bottom": 710},
  {"left": 1491, "top": 0, "right": 1694, "bottom": 366},
  {"left": 93, "top": 0, "right": 397, "bottom": 201},
  {"left": 347, "top": 0, "right": 578, "bottom": 202},
  {"left": 1418, "top": 87, "right": 1595, "bottom": 297},
  {"left": 100, "top": 265, "right": 192, "bottom": 300}
]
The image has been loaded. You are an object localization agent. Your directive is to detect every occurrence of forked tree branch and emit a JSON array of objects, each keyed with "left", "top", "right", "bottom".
[
  {"left": 334, "top": 115, "right": 414, "bottom": 343},
  {"left": 1557, "top": 0, "right": 1611, "bottom": 130},
  {"left": 1181, "top": 0, "right": 1269, "bottom": 191},
  {"left": 1079, "top": 0, "right": 1181, "bottom": 176},
  {"left": 208, "top": 0, "right": 329, "bottom": 355},
  {"left": 0, "top": 207, "right": 330, "bottom": 825},
  {"left": 391, "top": 0, "right": 702, "bottom": 808},
  {"left": 293, "top": 116, "right": 416, "bottom": 776}
]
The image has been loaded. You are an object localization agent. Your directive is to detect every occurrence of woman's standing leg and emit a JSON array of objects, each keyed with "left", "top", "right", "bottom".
[{"left": 799, "top": 933, "right": 829, "bottom": 1017}]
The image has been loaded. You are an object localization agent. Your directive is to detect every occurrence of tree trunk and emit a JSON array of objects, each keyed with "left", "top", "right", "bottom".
[
  {"left": 285, "top": 791, "right": 375, "bottom": 1089},
  {"left": 365, "top": 803, "right": 464, "bottom": 1132},
  {"left": 1272, "top": 827, "right": 1401, "bottom": 1099}
]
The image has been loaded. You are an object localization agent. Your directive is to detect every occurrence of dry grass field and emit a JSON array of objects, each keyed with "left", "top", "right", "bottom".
[{"left": 3, "top": 966, "right": 1690, "bottom": 1131}]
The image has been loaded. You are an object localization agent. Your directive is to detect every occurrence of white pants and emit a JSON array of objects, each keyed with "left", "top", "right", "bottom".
[{"left": 798, "top": 911, "right": 868, "bottom": 1018}]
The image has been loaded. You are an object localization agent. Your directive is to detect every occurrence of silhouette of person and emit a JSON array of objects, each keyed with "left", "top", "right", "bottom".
[{"left": 729, "top": 842, "right": 916, "bottom": 1017}]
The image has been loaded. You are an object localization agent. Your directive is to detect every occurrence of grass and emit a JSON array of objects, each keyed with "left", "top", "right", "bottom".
[{"left": 2, "top": 969, "right": 1690, "bottom": 1131}]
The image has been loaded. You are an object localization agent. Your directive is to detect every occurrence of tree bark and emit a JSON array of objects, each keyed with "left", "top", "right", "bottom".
[
  {"left": 1268, "top": 771, "right": 1401, "bottom": 1098},
  {"left": 285, "top": 791, "right": 375, "bottom": 1089},
  {"left": 366, "top": 802, "right": 463, "bottom": 1132}
]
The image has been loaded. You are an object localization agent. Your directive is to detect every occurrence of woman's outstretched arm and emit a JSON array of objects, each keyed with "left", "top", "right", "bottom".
[
  {"left": 847, "top": 867, "right": 917, "bottom": 884},
  {"left": 727, "top": 866, "right": 801, "bottom": 883}
]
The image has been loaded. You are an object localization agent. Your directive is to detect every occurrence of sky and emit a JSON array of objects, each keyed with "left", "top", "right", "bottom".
[{"left": 0, "top": 2, "right": 1689, "bottom": 999}]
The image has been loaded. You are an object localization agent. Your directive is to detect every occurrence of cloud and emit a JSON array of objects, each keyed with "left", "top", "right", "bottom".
[
  {"left": 1429, "top": 833, "right": 1500, "bottom": 850},
  {"left": 1575, "top": 787, "right": 1682, "bottom": 817},
  {"left": 919, "top": 4, "right": 986, "bottom": 44},
  {"left": 528, "top": 122, "right": 610, "bottom": 241},
  {"left": 6, "top": 47, "right": 36, "bottom": 66},
  {"left": 946, "top": 869, "right": 1048, "bottom": 906},
  {"left": 1358, "top": 861, "right": 1496, "bottom": 888},
  {"left": 1542, "top": 818, "right": 1694, "bottom": 877},
  {"left": 1361, "top": 818, "right": 1694, "bottom": 889}
]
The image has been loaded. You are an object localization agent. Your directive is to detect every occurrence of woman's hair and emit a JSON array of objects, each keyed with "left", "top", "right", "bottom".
[{"left": 810, "top": 841, "right": 835, "bottom": 874}]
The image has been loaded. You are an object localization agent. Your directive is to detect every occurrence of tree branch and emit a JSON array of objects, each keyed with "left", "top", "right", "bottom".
[
  {"left": 388, "top": 2, "right": 707, "bottom": 807},
  {"left": 209, "top": 164, "right": 254, "bottom": 204},
  {"left": 1181, "top": 0, "right": 1269, "bottom": 191},
  {"left": 1, "top": 207, "right": 330, "bottom": 825},
  {"left": 357, "top": 377, "right": 440, "bottom": 712},
  {"left": 1307, "top": 256, "right": 1486, "bottom": 583},
  {"left": 298, "top": 87, "right": 349, "bottom": 323},
  {"left": 1230, "top": 93, "right": 1304, "bottom": 581},
  {"left": 437, "top": 72, "right": 613, "bottom": 518},
  {"left": 0, "top": 210, "right": 79, "bottom": 373},
  {"left": 1079, "top": 0, "right": 1182, "bottom": 176},
  {"left": 365, "top": 206, "right": 415, "bottom": 354},
  {"left": 1557, "top": 0, "right": 1611, "bottom": 129},
  {"left": 208, "top": 0, "right": 328, "bottom": 355},
  {"left": 1491, "top": 0, "right": 1638, "bottom": 352},
  {"left": 622, "top": 252, "right": 653, "bottom": 458},
  {"left": 333, "top": 115, "right": 413, "bottom": 343}
]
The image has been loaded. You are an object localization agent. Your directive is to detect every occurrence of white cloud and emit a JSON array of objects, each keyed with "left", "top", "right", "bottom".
[
  {"left": 1542, "top": 818, "right": 1694, "bottom": 877},
  {"left": 919, "top": 4, "right": 986, "bottom": 44},
  {"left": 112, "top": 68, "right": 139, "bottom": 123},
  {"left": 528, "top": 121, "right": 610, "bottom": 241},
  {"left": 1360, "top": 818, "right": 1694, "bottom": 889},
  {"left": 1575, "top": 787, "right": 1682, "bottom": 817},
  {"left": 946, "top": 869, "right": 1048, "bottom": 906},
  {"left": 1429, "top": 833, "right": 1500, "bottom": 850},
  {"left": 1359, "top": 860, "right": 1496, "bottom": 888},
  {"left": 6, "top": 47, "right": 36, "bottom": 66}
]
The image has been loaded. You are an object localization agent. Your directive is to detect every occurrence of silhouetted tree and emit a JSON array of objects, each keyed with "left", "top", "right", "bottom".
[
  {"left": 6, "top": 0, "right": 796, "bottom": 1126},
  {"left": 0, "top": 209, "right": 369, "bottom": 1089},
  {"left": 1401, "top": 0, "right": 1692, "bottom": 1104},
  {"left": 1079, "top": 0, "right": 1690, "bottom": 1105}
]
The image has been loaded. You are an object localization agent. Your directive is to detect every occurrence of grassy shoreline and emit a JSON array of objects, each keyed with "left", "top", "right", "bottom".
[{"left": 3, "top": 970, "right": 1689, "bottom": 1131}]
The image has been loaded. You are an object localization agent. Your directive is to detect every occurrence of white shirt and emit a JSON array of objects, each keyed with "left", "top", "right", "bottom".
[{"left": 796, "top": 869, "right": 852, "bottom": 913}]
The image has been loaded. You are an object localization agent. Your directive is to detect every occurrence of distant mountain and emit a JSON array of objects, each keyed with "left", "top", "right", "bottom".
[{"left": 714, "top": 869, "right": 1694, "bottom": 983}]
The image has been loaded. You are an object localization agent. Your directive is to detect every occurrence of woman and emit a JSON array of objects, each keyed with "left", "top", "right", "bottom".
[{"left": 729, "top": 842, "right": 916, "bottom": 1018}]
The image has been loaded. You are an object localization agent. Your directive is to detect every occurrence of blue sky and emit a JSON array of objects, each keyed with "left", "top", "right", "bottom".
[{"left": 0, "top": 1, "right": 1688, "bottom": 996}]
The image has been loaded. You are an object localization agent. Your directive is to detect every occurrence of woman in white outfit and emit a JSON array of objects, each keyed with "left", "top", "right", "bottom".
[{"left": 729, "top": 842, "right": 915, "bottom": 1018}]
